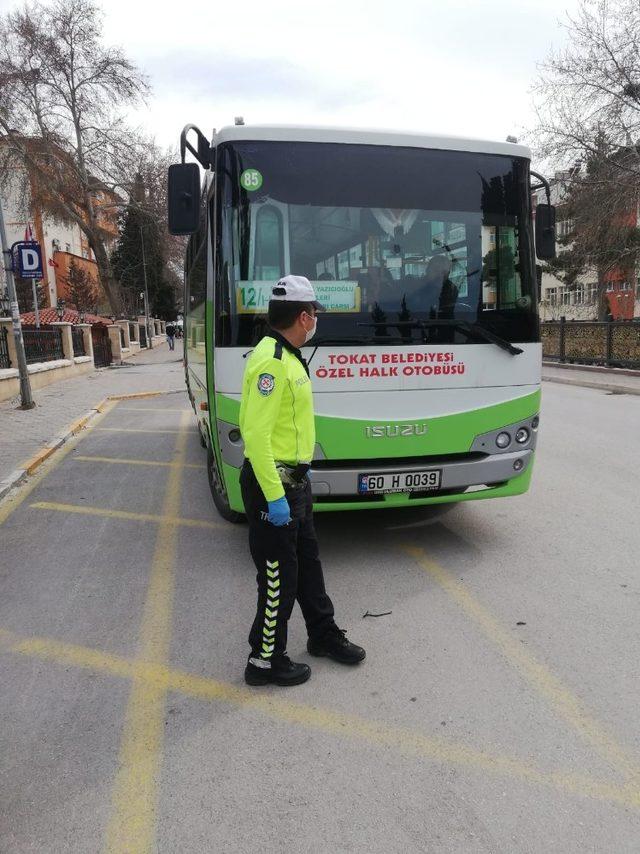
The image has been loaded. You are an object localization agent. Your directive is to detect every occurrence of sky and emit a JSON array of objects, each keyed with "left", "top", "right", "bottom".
[{"left": 1, "top": 0, "right": 582, "bottom": 153}]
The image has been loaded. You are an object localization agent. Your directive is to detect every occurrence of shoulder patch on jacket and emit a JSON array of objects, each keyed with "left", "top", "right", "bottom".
[
  {"left": 274, "top": 341, "right": 283, "bottom": 360},
  {"left": 257, "top": 373, "right": 276, "bottom": 396}
]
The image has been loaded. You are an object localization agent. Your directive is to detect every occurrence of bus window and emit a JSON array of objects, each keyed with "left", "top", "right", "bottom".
[{"left": 253, "top": 205, "right": 283, "bottom": 281}]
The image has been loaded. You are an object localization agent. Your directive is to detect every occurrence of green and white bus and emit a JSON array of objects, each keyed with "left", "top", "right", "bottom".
[{"left": 168, "top": 123, "right": 555, "bottom": 522}]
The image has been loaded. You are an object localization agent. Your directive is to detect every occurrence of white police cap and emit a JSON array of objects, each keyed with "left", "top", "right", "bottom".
[{"left": 270, "top": 275, "right": 325, "bottom": 311}]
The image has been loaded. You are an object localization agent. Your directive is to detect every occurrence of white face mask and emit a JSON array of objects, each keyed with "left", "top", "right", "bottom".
[{"left": 304, "top": 315, "right": 317, "bottom": 344}]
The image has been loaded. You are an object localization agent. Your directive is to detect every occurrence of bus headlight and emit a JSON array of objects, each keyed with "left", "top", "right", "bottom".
[
  {"left": 496, "top": 432, "right": 511, "bottom": 449},
  {"left": 515, "top": 427, "right": 530, "bottom": 444}
]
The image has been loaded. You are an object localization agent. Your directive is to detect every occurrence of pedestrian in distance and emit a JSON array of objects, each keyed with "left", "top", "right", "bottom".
[
  {"left": 166, "top": 322, "right": 176, "bottom": 351},
  {"left": 239, "top": 275, "right": 366, "bottom": 687}
]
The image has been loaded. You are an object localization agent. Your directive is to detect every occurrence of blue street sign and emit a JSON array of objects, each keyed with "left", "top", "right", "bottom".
[{"left": 12, "top": 241, "right": 44, "bottom": 279}]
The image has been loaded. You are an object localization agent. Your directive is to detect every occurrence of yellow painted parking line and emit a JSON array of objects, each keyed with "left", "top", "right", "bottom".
[
  {"left": 405, "top": 546, "right": 640, "bottom": 788},
  {"left": 118, "top": 406, "right": 193, "bottom": 414},
  {"left": 73, "top": 455, "right": 205, "bottom": 470},
  {"left": 30, "top": 501, "right": 221, "bottom": 529},
  {"left": 0, "top": 400, "right": 118, "bottom": 526},
  {"left": 95, "top": 427, "right": 193, "bottom": 435},
  {"left": 1, "top": 627, "right": 638, "bottom": 811},
  {"left": 104, "top": 410, "right": 191, "bottom": 854},
  {"left": 108, "top": 391, "right": 166, "bottom": 401}
]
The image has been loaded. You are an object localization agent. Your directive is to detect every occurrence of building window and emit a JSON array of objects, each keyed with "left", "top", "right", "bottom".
[
  {"left": 65, "top": 243, "right": 71, "bottom": 253},
  {"left": 556, "top": 218, "right": 575, "bottom": 239}
]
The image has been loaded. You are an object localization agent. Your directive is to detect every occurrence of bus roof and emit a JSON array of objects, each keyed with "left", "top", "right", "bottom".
[{"left": 213, "top": 124, "right": 532, "bottom": 160}]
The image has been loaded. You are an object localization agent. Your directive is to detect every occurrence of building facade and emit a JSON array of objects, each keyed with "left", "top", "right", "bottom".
[
  {"left": 1, "top": 150, "right": 119, "bottom": 314},
  {"left": 535, "top": 172, "right": 640, "bottom": 320}
]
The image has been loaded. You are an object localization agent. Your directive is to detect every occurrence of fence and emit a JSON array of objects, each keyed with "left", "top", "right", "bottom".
[
  {"left": 22, "top": 327, "right": 64, "bottom": 365},
  {"left": 71, "top": 327, "right": 86, "bottom": 357},
  {"left": 0, "top": 326, "right": 10, "bottom": 369},
  {"left": 542, "top": 319, "right": 640, "bottom": 369},
  {"left": 92, "top": 328, "right": 112, "bottom": 368},
  {"left": 139, "top": 324, "right": 147, "bottom": 348}
]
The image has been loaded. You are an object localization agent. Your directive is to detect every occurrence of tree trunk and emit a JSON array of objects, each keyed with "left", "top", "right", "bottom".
[
  {"left": 596, "top": 266, "right": 609, "bottom": 321},
  {"left": 90, "top": 238, "right": 122, "bottom": 316}
]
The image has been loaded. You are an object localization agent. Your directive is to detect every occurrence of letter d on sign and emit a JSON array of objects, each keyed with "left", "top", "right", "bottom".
[
  {"left": 15, "top": 242, "right": 44, "bottom": 278},
  {"left": 22, "top": 248, "right": 39, "bottom": 271}
]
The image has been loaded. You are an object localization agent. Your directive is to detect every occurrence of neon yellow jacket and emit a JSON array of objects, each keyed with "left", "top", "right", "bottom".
[{"left": 239, "top": 332, "right": 315, "bottom": 501}]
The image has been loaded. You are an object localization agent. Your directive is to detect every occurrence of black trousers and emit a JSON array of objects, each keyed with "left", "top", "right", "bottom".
[{"left": 240, "top": 462, "right": 336, "bottom": 661}]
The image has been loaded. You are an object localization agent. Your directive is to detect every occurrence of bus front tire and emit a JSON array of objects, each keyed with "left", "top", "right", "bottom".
[{"left": 207, "top": 445, "right": 245, "bottom": 524}]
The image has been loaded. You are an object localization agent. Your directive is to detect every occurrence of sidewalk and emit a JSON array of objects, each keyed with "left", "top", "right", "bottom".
[
  {"left": 542, "top": 362, "right": 640, "bottom": 395},
  {"left": 0, "top": 343, "right": 186, "bottom": 496}
]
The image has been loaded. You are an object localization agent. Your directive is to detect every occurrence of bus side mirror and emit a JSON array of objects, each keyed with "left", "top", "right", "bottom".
[
  {"left": 168, "top": 163, "right": 201, "bottom": 235},
  {"left": 535, "top": 203, "right": 556, "bottom": 260}
]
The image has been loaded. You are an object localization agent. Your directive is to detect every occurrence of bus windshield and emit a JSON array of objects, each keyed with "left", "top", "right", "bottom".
[{"left": 215, "top": 141, "right": 537, "bottom": 347}]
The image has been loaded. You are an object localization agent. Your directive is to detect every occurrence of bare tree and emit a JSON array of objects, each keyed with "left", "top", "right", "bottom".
[
  {"left": 531, "top": 0, "right": 640, "bottom": 318},
  {"left": 0, "top": 0, "right": 149, "bottom": 314},
  {"left": 532, "top": 0, "right": 640, "bottom": 167}
]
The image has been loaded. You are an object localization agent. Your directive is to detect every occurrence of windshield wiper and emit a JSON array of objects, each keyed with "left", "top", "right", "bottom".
[
  {"left": 357, "top": 320, "right": 523, "bottom": 355},
  {"left": 453, "top": 322, "right": 523, "bottom": 356}
]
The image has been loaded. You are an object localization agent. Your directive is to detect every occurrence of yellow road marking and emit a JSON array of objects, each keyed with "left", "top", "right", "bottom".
[
  {"left": 73, "top": 455, "right": 205, "bottom": 470},
  {"left": 405, "top": 546, "right": 640, "bottom": 788},
  {"left": 103, "top": 410, "right": 190, "bottom": 853},
  {"left": 95, "top": 427, "right": 193, "bottom": 435},
  {"left": 0, "top": 401, "right": 118, "bottom": 526},
  {"left": 0, "top": 627, "right": 638, "bottom": 811},
  {"left": 30, "top": 501, "right": 221, "bottom": 529},
  {"left": 22, "top": 445, "right": 59, "bottom": 475},
  {"left": 118, "top": 406, "right": 193, "bottom": 414},
  {"left": 108, "top": 392, "right": 166, "bottom": 401}
]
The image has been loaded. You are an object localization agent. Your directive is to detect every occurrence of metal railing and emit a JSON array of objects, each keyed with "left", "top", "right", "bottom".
[
  {"left": 22, "top": 327, "right": 65, "bottom": 364},
  {"left": 71, "top": 327, "right": 86, "bottom": 357},
  {"left": 0, "top": 326, "right": 10, "bottom": 369},
  {"left": 542, "top": 318, "right": 640, "bottom": 369}
]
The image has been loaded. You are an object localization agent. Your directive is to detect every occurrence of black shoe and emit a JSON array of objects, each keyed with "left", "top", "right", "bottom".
[
  {"left": 307, "top": 627, "right": 366, "bottom": 665},
  {"left": 244, "top": 654, "right": 311, "bottom": 687}
]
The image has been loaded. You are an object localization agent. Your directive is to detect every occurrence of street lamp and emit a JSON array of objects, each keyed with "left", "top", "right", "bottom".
[
  {"left": 56, "top": 299, "right": 66, "bottom": 321},
  {"left": 78, "top": 311, "right": 86, "bottom": 324}
]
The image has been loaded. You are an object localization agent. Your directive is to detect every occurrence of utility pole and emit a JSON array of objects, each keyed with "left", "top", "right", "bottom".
[
  {"left": 32, "top": 279, "right": 40, "bottom": 328},
  {"left": 139, "top": 224, "right": 153, "bottom": 349},
  {"left": 0, "top": 199, "right": 34, "bottom": 408}
]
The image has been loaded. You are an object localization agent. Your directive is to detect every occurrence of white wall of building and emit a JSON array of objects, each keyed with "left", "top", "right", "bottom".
[{"left": 1, "top": 163, "right": 94, "bottom": 307}]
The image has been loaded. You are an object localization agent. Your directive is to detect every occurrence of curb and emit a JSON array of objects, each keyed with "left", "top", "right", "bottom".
[
  {"left": 542, "top": 374, "right": 640, "bottom": 396},
  {"left": 0, "top": 389, "right": 184, "bottom": 503}
]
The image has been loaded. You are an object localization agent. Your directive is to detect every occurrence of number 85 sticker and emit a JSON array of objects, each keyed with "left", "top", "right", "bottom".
[{"left": 240, "top": 169, "right": 263, "bottom": 191}]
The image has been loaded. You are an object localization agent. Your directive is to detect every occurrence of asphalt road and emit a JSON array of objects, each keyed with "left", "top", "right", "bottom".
[{"left": 1, "top": 383, "right": 639, "bottom": 853}]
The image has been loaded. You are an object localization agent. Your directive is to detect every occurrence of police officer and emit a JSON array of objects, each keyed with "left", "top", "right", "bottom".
[{"left": 240, "top": 275, "right": 366, "bottom": 686}]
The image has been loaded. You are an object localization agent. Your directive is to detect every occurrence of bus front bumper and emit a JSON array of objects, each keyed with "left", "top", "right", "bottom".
[{"left": 309, "top": 449, "right": 533, "bottom": 500}]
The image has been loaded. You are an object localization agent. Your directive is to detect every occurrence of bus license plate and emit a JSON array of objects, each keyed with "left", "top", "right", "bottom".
[{"left": 358, "top": 469, "right": 442, "bottom": 495}]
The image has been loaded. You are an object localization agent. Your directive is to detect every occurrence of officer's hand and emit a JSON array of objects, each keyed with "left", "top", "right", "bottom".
[{"left": 267, "top": 496, "right": 291, "bottom": 526}]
